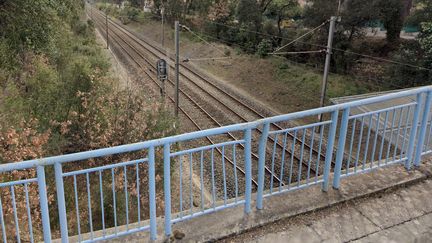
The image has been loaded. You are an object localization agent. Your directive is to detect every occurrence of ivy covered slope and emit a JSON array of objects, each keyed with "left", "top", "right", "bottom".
[
  {"left": 0, "top": 0, "right": 176, "bottom": 164},
  {"left": 0, "top": 1, "right": 176, "bottom": 241}
]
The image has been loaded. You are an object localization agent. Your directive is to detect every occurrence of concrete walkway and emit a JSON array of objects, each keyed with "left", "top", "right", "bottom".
[{"left": 223, "top": 178, "right": 432, "bottom": 243}]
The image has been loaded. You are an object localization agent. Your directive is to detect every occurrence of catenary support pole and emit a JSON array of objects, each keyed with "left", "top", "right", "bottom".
[
  {"left": 318, "top": 16, "right": 337, "bottom": 122},
  {"left": 105, "top": 1, "right": 109, "bottom": 49},
  {"left": 161, "top": 6, "right": 165, "bottom": 47},
  {"left": 175, "top": 21, "right": 180, "bottom": 116}
]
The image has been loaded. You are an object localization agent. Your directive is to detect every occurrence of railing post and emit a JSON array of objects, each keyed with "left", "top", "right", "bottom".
[
  {"left": 333, "top": 107, "right": 350, "bottom": 189},
  {"left": 414, "top": 91, "right": 432, "bottom": 166},
  {"left": 256, "top": 123, "right": 270, "bottom": 210},
  {"left": 406, "top": 93, "right": 424, "bottom": 170},
  {"left": 322, "top": 110, "right": 338, "bottom": 192},
  {"left": 244, "top": 128, "right": 252, "bottom": 213},
  {"left": 54, "top": 163, "right": 69, "bottom": 243},
  {"left": 163, "top": 143, "right": 172, "bottom": 236},
  {"left": 37, "top": 165, "right": 52, "bottom": 243},
  {"left": 148, "top": 146, "right": 157, "bottom": 240}
]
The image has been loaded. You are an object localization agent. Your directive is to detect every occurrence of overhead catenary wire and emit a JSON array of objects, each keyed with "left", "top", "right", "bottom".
[
  {"left": 201, "top": 18, "right": 431, "bottom": 71},
  {"left": 178, "top": 22, "right": 424, "bottom": 90},
  {"left": 99, "top": 5, "right": 431, "bottom": 72},
  {"left": 273, "top": 20, "right": 329, "bottom": 53},
  {"left": 181, "top": 24, "right": 228, "bottom": 57},
  {"left": 270, "top": 50, "right": 326, "bottom": 55}
]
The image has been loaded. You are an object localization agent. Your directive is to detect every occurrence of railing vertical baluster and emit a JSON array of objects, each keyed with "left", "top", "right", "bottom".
[
  {"left": 244, "top": 128, "right": 252, "bottom": 213},
  {"left": 385, "top": 109, "right": 397, "bottom": 164},
  {"left": 99, "top": 170, "right": 105, "bottom": 236},
  {"left": 24, "top": 184, "right": 34, "bottom": 243},
  {"left": 73, "top": 175, "right": 81, "bottom": 241},
  {"left": 323, "top": 110, "right": 338, "bottom": 192},
  {"left": 222, "top": 147, "right": 227, "bottom": 205},
  {"left": 256, "top": 123, "right": 270, "bottom": 210},
  {"left": 111, "top": 168, "right": 118, "bottom": 234},
  {"left": 124, "top": 166, "right": 129, "bottom": 230},
  {"left": 233, "top": 145, "right": 239, "bottom": 202},
  {"left": 370, "top": 113, "right": 381, "bottom": 167},
  {"left": 200, "top": 151, "right": 205, "bottom": 211},
  {"left": 354, "top": 116, "right": 365, "bottom": 173},
  {"left": 346, "top": 119, "right": 356, "bottom": 175},
  {"left": 378, "top": 111, "right": 390, "bottom": 165},
  {"left": 11, "top": 186, "right": 20, "bottom": 243},
  {"left": 414, "top": 91, "right": 432, "bottom": 166},
  {"left": 406, "top": 93, "right": 424, "bottom": 169},
  {"left": 210, "top": 148, "right": 216, "bottom": 209},
  {"left": 288, "top": 130, "right": 297, "bottom": 187},
  {"left": 189, "top": 152, "right": 194, "bottom": 213},
  {"left": 306, "top": 128, "right": 315, "bottom": 184},
  {"left": 270, "top": 134, "right": 278, "bottom": 193},
  {"left": 54, "top": 162, "right": 69, "bottom": 243},
  {"left": 400, "top": 106, "right": 412, "bottom": 159},
  {"left": 0, "top": 191, "right": 6, "bottom": 243},
  {"left": 279, "top": 132, "right": 288, "bottom": 191},
  {"left": 297, "top": 130, "right": 306, "bottom": 186},
  {"left": 179, "top": 156, "right": 183, "bottom": 217},
  {"left": 148, "top": 146, "right": 157, "bottom": 240},
  {"left": 136, "top": 163, "right": 141, "bottom": 227},
  {"left": 315, "top": 126, "right": 325, "bottom": 182},
  {"left": 333, "top": 107, "right": 350, "bottom": 189},
  {"left": 86, "top": 173, "right": 93, "bottom": 240},
  {"left": 362, "top": 114, "right": 374, "bottom": 170},
  {"left": 37, "top": 165, "right": 52, "bottom": 243},
  {"left": 163, "top": 143, "right": 172, "bottom": 236}
]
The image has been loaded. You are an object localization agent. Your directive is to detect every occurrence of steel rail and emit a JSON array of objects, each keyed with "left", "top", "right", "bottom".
[
  {"left": 95, "top": 11, "right": 324, "bottom": 163},
  {"left": 90, "top": 9, "right": 318, "bottom": 178},
  {"left": 91, "top": 13, "right": 261, "bottom": 187},
  {"left": 91, "top": 9, "right": 324, "bottom": 171}
]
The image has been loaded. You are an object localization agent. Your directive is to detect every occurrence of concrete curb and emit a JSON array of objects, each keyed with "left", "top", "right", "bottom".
[{"left": 104, "top": 159, "right": 431, "bottom": 242}]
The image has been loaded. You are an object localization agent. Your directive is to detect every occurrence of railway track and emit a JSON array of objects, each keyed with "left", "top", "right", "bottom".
[
  {"left": 89, "top": 7, "right": 324, "bottom": 190},
  {"left": 89, "top": 10, "right": 274, "bottom": 189}
]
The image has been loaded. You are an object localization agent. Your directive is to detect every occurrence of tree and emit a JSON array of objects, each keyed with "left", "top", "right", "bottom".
[
  {"left": 375, "top": 0, "right": 405, "bottom": 44},
  {"left": 384, "top": 21, "right": 432, "bottom": 87},
  {"left": 406, "top": 0, "right": 432, "bottom": 29},
  {"left": 419, "top": 22, "right": 432, "bottom": 59},
  {"left": 235, "top": 0, "right": 263, "bottom": 52},
  {"left": 264, "top": 0, "right": 300, "bottom": 41}
]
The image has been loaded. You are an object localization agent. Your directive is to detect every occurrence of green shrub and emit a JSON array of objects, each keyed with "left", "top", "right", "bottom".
[{"left": 256, "top": 39, "right": 273, "bottom": 57}]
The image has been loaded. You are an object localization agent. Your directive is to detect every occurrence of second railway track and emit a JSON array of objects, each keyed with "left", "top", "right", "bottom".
[{"left": 90, "top": 7, "right": 328, "bottom": 193}]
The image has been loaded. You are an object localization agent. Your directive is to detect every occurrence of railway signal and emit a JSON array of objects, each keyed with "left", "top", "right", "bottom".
[{"left": 157, "top": 59, "right": 168, "bottom": 100}]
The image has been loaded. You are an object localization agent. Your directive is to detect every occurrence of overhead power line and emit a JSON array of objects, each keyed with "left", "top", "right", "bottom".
[
  {"left": 201, "top": 18, "right": 431, "bottom": 71},
  {"left": 270, "top": 50, "right": 326, "bottom": 55},
  {"left": 274, "top": 20, "right": 329, "bottom": 52}
]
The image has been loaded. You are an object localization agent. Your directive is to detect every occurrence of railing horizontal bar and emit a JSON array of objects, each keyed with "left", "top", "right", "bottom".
[
  {"left": 341, "top": 157, "right": 407, "bottom": 178},
  {"left": 80, "top": 225, "right": 151, "bottom": 243},
  {"left": 263, "top": 179, "right": 324, "bottom": 198},
  {"left": 170, "top": 140, "right": 244, "bottom": 157},
  {"left": 422, "top": 150, "right": 432, "bottom": 155},
  {"left": 349, "top": 102, "right": 416, "bottom": 119},
  {"left": 268, "top": 120, "right": 332, "bottom": 135},
  {"left": 0, "top": 178, "right": 37, "bottom": 188},
  {"left": 264, "top": 86, "right": 429, "bottom": 124},
  {"left": 62, "top": 158, "right": 148, "bottom": 177},
  {"left": 2, "top": 86, "right": 430, "bottom": 172},
  {"left": 0, "top": 123, "right": 255, "bottom": 172},
  {"left": 171, "top": 200, "right": 246, "bottom": 224}
]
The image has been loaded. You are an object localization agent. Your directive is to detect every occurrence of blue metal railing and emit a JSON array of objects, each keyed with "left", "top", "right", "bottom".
[{"left": 1, "top": 86, "right": 432, "bottom": 242}]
